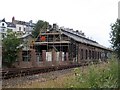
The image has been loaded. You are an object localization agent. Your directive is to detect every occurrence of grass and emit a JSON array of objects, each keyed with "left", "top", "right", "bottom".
[
  {"left": 16, "top": 72, "right": 75, "bottom": 88},
  {"left": 11, "top": 57, "right": 119, "bottom": 88},
  {"left": 67, "top": 58, "right": 119, "bottom": 88}
]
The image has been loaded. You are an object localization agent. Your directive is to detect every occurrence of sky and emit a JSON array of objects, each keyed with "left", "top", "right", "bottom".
[{"left": 0, "top": 0, "right": 119, "bottom": 47}]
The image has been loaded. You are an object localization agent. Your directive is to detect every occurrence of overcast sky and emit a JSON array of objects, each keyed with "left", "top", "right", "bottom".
[{"left": 0, "top": 0, "right": 119, "bottom": 47}]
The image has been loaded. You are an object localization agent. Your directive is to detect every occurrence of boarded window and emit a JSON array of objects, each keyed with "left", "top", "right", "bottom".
[
  {"left": 46, "top": 52, "right": 52, "bottom": 61},
  {"left": 56, "top": 52, "right": 60, "bottom": 61},
  {"left": 62, "top": 52, "right": 65, "bottom": 61}
]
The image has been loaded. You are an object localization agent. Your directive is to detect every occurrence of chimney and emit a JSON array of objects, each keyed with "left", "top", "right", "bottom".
[
  {"left": 12, "top": 16, "right": 15, "bottom": 23},
  {"left": 53, "top": 23, "right": 57, "bottom": 29},
  {"left": 29, "top": 20, "right": 32, "bottom": 23}
]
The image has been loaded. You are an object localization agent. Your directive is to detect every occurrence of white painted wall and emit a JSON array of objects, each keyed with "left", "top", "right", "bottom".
[
  {"left": 0, "top": 21, "right": 34, "bottom": 36},
  {"left": 16, "top": 24, "right": 26, "bottom": 33},
  {"left": 0, "top": 21, "right": 7, "bottom": 33},
  {"left": 0, "top": 22, "right": 7, "bottom": 28}
]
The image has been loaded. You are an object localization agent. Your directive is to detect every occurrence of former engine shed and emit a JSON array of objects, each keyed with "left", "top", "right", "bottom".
[{"left": 14, "top": 24, "right": 112, "bottom": 68}]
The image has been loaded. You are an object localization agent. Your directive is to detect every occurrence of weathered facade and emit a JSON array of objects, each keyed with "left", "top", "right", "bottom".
[{"left": 14, "top": 24, "right": 112, "bottom": 68}]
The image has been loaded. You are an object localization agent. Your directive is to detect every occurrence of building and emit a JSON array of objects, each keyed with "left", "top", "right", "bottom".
[
  {"left": 13, "top": 24, "right": 112, "bottom": 68},
  {"left": 0, "top": 17, "right": 35, "bottom": 39},
  {"left": 12, "top": 17, "right": 35, "bottom": 35},
  {"left": 0, "top": 19, "right": 8, "bottom": 39}
]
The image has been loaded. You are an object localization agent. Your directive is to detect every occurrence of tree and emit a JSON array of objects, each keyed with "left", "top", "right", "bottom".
[
  {"left": 110, "top": 19, "right": 120, "bottom": 59},
  {"left": 2, "top": 31, "right": 21, "bottom": 67},
  {"left": 32, "top": 20, "right": 49, "bottom": 38}
]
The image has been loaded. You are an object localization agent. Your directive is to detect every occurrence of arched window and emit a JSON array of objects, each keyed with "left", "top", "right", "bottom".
[
  {"left": 86, "top": 49, "right": 88, "bottom": 59},
  {"left": 98, "top": 52, "right": 99, "bottom": 59},
  {"left": 89, "top": 50, "right": 91, "bottom": 59},
  {"left": 92, "top": 51, "right": 94, "bottom": 59},
  {"left": 81, "top": 49, "right": 83, "bottom": 60}
]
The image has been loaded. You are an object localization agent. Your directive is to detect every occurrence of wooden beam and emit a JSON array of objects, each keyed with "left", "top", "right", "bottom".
[
  {"left": 35, "top": 41, "right": 70, "bottom": 45},
  {"left": 41, "top": 33, "right": 60, "bottom": 35}
]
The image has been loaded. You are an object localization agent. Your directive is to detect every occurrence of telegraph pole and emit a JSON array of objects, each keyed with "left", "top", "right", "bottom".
[
  {"left": 0, "top": 28, "right": 2, "bottom": 68},
  {"left": 0, "top": 26, "right": 2, "bottom": 90}
]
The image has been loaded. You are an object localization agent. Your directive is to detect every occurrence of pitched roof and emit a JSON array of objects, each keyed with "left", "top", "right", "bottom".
[
  {"left": 18, "top": 33, "right": 33, "bottom": 39},
  {"left": 6, "top": 22, "right": 16, "bottom": 28},
  {"left": 60, "top": 29, "right": 111, "bottom": 51},
  {"left": 13, "top": 20, "right": 35, "bottom": 27}
]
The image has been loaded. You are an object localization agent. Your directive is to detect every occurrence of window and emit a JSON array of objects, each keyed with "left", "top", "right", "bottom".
[
  {"left": 2, "top": 33, "right": 5, "bottom": 38},
  {"left": 24, "top": 28, "right": 25, "bottom": 31},
  {"left": 94, "top": 51, "right": 96, "bottom": 59},
  {"left": 81, "top": 49, "right": 83, "bottom": 60},
  {"left": 64, "top": 52, "right": 66, "bottom": 61},
  {"left": 2, "top": 29, "right": 4, "bottom": 32},
  {"left": 98, "top": 52, "right": 99, "bottom": 59},
  {"left": 36, "top": 52, "right": 42, "bottom": 61},
  {"left": 22, "top": 51, "right": 31, "bottom": 61},
  {"left": 89, "top": 50, "right": 91, "bottom": 59},
  {"left": 19, "top": 27, "right": 21, "bottom": 31},
  {"left": 100, "top": 52, "right": 101, "bottom": 59},
  {"left": 2, "top": 23, "right": 4, "bottom": 26},
  {"left": 92, "top": 51, "right": 94, "bottom": 59}
]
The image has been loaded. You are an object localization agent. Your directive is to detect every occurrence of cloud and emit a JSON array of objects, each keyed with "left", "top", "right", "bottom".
[{"left": 0, "top": 0, "right": 119, "bottom": 47}]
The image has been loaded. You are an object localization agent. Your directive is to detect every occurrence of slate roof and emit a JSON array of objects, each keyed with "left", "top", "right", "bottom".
[
  {"left": 14, "top": 20, "right": 35, "bottom": 27},
  {"left": 25, "top": 22, "right": 35, "bottom": 27},
  {"left": 59, "top": 29, "right": 111, "bottom": 51},
  {"left": 18, "top": 33, "right": 33, "bottom": 39},
  {"left": 0, "top": 19, "right": 35, "bottom": 28},
  {"left": 6, "top": 22, "right": 16, "bottom": 28}
]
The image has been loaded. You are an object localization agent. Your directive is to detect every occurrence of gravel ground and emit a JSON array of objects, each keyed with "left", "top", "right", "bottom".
[{"left": 2, "top": 68, "right": 75, "bottom": 88}]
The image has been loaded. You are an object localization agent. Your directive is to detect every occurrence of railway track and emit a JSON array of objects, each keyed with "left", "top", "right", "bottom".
[
  {"left": 1, "top": 60, "right": 100, "bottom": 79},
  {"left": 2, "top": 63, "right": 85, "bottom": 79}
]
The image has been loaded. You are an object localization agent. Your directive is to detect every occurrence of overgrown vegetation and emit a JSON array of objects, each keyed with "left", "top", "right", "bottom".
[
  {"left": 68, "top": 57, "right": 119, "bottom": 88},
  {"left": 2, "top": 31, "right": 21, "bottom": 67}
]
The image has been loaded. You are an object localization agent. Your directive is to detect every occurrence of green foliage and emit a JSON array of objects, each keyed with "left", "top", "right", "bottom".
[
  {"left": 32, "top": 20, "right": 49, "bottom": 38},
  {"left": 110, "top": 19, "right": 120, "bottom": 59},
  {"left": 70, "top": 58, "right": 119, "bottom": 88},
  {"left": 2, "top": 31, "right": 21, "bottom": 67}
]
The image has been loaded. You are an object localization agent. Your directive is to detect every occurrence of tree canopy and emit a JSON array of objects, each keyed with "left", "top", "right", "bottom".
[
  {"left": 32, "top": 20, "right": 49, "bottom": 38},
  {"left": 2, "top": 31, "right": 21, "bottom": 67},
  {"left": 110, "top": 19, "right": 120, "bottom": 59}
]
